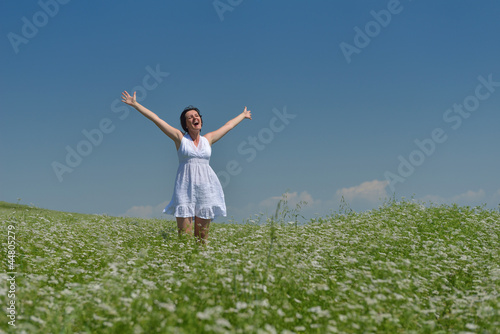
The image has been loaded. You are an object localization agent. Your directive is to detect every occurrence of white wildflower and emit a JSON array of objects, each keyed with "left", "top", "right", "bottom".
[
  {"left": 133, "top": 324, "right": 144, "bottom": 334},
  {"left": 236, "top": 301, "right": 248, "bottom": 310},
  {"left": 196, "top": 310, "right": 211, "bottom": 320},
  {"left": 465, "top": 323, "right": 478, "bottom": 330},
  {"left": 30, "top": 315, "right": 46, "bottom": 325},
  {"left": 216, "top": 318, "right": 232, "bottom": 328},
  {"left": 281, "top": 331, "right": 296, "bottom": 334},
  {"left": 156, "top": 302, "right": 176, "bottom": 312},
  {"left": 142, "top": 279, "right": 156, "bottom": 289},
  {"left": 263, "top": 324, "right": 277, "bottom": 334},
  {"left": 365, "top": 297, "right": 377, "bottom": 305}
]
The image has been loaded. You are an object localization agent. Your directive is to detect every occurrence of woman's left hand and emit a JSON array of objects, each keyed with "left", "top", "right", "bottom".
[{"left": 243, "top": 106, "right": 252, "bottom": 120}]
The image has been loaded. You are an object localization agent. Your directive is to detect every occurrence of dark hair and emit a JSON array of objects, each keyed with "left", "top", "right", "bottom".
[{"left": 180, "top": 105, "right": 203, "bottom": 133}]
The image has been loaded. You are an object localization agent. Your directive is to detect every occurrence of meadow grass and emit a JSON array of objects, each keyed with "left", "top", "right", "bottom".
[{"left": 0, "top": 200, "right": 499, "bottom": 333}]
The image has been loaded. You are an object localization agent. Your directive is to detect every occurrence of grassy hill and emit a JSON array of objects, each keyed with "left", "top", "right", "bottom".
[{"left": 1, "top": 200, "right": 499, "bottom": 333}]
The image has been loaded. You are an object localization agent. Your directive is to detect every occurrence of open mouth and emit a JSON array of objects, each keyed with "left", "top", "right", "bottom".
[{"left": 193, "top": 120, "right": 200, "bottom": 126}]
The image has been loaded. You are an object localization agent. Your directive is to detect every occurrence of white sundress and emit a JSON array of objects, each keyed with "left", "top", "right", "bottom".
[{"left": 163, "top": 133, "right": 226, "bottom": 220}]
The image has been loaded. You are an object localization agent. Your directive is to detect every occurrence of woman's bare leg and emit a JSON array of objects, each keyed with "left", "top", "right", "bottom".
[
  {"left": 176, "top": 217, "right": 193, "bottom": 236},
  {"left": 194, "top": 216, "right": 211, "bottom": 244}
]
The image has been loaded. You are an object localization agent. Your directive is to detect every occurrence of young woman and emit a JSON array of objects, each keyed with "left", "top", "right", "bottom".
[{"left": 121, "top": 91, "right": 252, "bottom": 243}]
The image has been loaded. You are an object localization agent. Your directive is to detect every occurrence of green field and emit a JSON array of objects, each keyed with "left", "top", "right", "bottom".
[{"left": 1, "top": 200, "right": 499, "bottom": 333}]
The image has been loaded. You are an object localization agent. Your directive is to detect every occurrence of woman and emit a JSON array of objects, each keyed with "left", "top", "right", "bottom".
[{"left": 121, "top": 91, "right": 252, "bottom": 243}]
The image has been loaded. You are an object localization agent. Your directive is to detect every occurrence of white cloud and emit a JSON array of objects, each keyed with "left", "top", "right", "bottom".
[
  {"left": 420, "top": 189, "right": 486, "bottom": 205},
  {"left": 122, "top": 201, "right": 169, "bottom": 219},
  {"left": 134, "top": 187, "right": 494, "bottom": 224},
  {"left": 419, "top": 194, "right": 445, "bottom": 204},
  {"left": 259, "top": 191, "right": 314, "bottom": 209},
  {"left": 490, "top": 189, "right": 500, "bottom": 202},
  {"left": 335, "top": 179, "right": 389, "bottom": 203},
  {"left": 451, "top": 189, "right": 486, "bottom": 203},
  {"left": 254, "top": 191, "right": 321, "bottom": 222},
  {"left": 124, "top": 205, "right": 153, "bottom": 218},
  {"left": 255, "top": 183, "right": 390, "bottom": 221}
]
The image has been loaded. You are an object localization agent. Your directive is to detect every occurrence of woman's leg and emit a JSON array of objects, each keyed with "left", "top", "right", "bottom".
[
  {"left": 194, "top": 216, "right": 211, "bottom": 243},
  {"left": 176, "top": 217, "right": 193, "bottom": 236}
]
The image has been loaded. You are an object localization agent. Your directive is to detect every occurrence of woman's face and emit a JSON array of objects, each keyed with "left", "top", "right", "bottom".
[{"left": 185, "top": 109, "right": 202, "bottom": 132}]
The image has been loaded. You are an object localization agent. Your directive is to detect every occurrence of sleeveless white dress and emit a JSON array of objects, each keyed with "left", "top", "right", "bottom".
[{"left": 163, "top": 134, "right": 226, "bottom": 220}]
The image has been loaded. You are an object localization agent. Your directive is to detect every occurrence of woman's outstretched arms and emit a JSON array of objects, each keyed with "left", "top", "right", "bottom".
[
  {"left": 205, "top": 107, "right": 252, "bottom": 145},
  {"left": 121, "top": 91, "right": 183, "bottom": 147}
]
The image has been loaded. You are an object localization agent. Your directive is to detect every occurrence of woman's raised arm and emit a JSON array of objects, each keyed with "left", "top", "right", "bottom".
[
  {"left": 205, "top": 106, "right": 252, "bottom": 145},
  {"left": 121, "top": 91, "right": 183, "bottom": 148}
]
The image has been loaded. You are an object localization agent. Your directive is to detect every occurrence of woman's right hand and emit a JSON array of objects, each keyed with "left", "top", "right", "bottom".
[{"left": 121, "top": 91, "right": 137, "bottom": 107}]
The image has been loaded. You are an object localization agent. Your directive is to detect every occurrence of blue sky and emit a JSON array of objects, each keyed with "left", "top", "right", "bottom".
[{"left": 2, "top": 0, "right": 500, "bottom": 222}]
